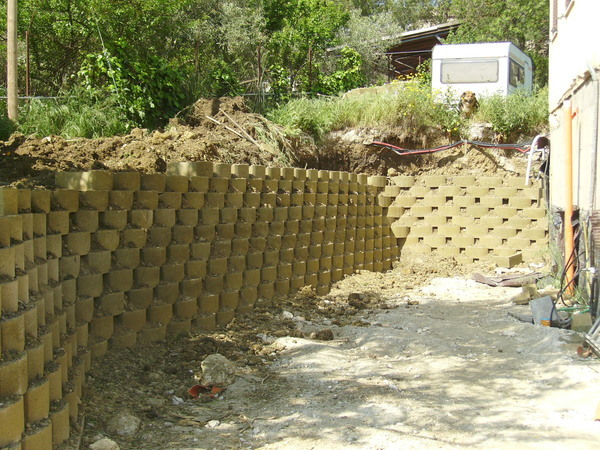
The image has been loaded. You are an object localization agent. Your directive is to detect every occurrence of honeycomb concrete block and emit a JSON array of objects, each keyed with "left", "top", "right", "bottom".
[
  {"left": 0, "top": 351, "right": 28, "bottom": 397},
  {"left": 139, "top": 324, "right": 167, "bottom": 342},
  {"left": 159, "top": 192, "right": 182, "bottom": 210},
  {"left": 142, "top": 246, "right": 167, "bottom": 266},
  {"left": 82, "top": 250, "right": 112, "bottom": 274},
  {"left": 199, "top": 293, "right": 220, "bottom": 314},
  {"left": 72, "top": 210, "right": 99, "bottom": 232},
  {"left": 56, "top": 171, "right": 113, "bottom": 191},
  {"left": 92, "top": 229, "right": 119, "bottom": 251},
  {"left": 148, "top": 303, "right": 173, "bottom": 325},
  {"left": 119, "top": 309, "right": 147, "bottom": 332},
  {"left": 47, "top": 211, "right": 70, "bottom": 235},
  {"left": 134, "top": 266, "right": 161, "bottom": 288},
  {"left": 478, "top": 177, "right": 503, "bottom": 187},
  {"left": 148, "top": 227, "right": 172, "bottom": 247},
  {"left": 127, "top": 287, "right": 154, "bottom": 309},
  {"left": 141, "top": 174, "right": 167, "bottom": 191},
  {"left": 90, "top": 315, "right": 114, "bottom": 340},
  {"left": 97, "top": 292, "right": 125, "bottom": 316},
  {"left": 494, "top": 206, "right": 519, "bottom": 218},
  {"left": 100, "top": 210, "right": 128, "bottom": 230},
  {"left": 0, "top": 395, "right": 25, "bottom": 447},
  {"left": 121, "top": 228, "right": 148, "bottom": 248},
  {"left": 523, "top": 207, "right": 546, "bottom": 219},
  {"left": 111, "top": 172, "right": 140, "bottom": 191},
  {"left": 108, "top": 191, "right": 134, "bottom": 210},
  {"left": 466, "top": 205, "right": 490, "bottom": 217},
  {"left": 30, "top": 190, "right": 52, "bottom": 214},
  {"left": 105, "top": 268, "right": 134, "bottom": 292},
  {"left": 176, "top": 209, "right": 199, "bottom": 227},
  {"left": 167, "top": 162, "right": 213, "bottom": 178},
  {"left": 509, "top": 197, "right": 534, "bottom": 208},
  {"left": 23, "top": 376, "right": 48, "bottom": 421},
  {"left": 165, "top": 175, "right": 189, "bottom": 193}
]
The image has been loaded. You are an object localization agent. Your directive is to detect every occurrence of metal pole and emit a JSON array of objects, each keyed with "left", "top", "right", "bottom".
[
  {"left": 7, "top": 0, "right": 18, "bottom": 121},
  {"left": 564, "top": 100, "right": 575, "bottom": 295}
]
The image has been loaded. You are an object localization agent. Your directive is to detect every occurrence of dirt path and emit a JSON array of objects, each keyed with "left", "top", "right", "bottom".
[{"left": 80, "top": 264, "right": 600, "bottom": 449}]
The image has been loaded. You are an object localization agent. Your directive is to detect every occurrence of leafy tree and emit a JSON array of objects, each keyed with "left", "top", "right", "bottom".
[{"left": 446, "top": 0, "right": 549, "bottom": 86}]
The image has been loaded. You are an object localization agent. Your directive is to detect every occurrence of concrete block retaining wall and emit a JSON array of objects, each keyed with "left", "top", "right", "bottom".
[
  {"left": 380, "top": 175, "right": 549, "bottom": 266},
  {"left": 0, "top": 162, "right": 398, "bottom": 447},
  {"left": 0, "top": 163, "right": 549, "bottom": 447}
]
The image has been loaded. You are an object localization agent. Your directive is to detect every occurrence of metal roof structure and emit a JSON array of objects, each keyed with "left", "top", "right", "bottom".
[{"left": 385, "top": 21, "right": 461, "bottom": 80}]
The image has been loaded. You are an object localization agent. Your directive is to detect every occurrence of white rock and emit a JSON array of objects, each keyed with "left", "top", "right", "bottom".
[
  {"left": 106, "top": 413, "right": 141, "bottom": 437},
  {"left": 90, "top": 438, "right": 120, "bottom": 450},
  {"left": 200, "top": 354, "right": 237, "bottom": 386}
]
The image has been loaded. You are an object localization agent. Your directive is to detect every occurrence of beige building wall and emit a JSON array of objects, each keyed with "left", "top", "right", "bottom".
[{"left": 548, "top": 0, "right": 600, "bottom": 213}]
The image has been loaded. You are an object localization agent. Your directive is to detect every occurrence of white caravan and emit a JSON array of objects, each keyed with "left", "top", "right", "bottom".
[{"left": 431, "top": 42, "right": 533, "bottom": 98}]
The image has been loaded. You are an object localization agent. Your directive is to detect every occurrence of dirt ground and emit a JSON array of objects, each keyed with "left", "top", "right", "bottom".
[
  {"left": 0, "top": 97, "right": 534, "bottom": 189},
  {"left": 71, "top": 252, "right": 600, "bottom": 450}
]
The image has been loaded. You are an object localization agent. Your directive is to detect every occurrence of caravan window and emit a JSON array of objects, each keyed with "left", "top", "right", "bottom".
[
  {"left": 509, "top": 59, "right": 525, "bottom": 87},
  {"left": 440, "top": 60, "right": 499, "bottom": 84}
]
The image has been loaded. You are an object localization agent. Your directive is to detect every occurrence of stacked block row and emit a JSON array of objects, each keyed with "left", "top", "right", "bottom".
[
  {"left": 0, "top": 189, "right": 90, "bottom": 448},
  {"left": 0, "top": 162, "right": 398, "bottom": 447},
  {"left": 381, "top": 175, "right": 548, "bottom": 265}
]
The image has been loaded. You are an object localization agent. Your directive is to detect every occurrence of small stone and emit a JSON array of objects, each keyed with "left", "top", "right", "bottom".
[
  {"left": 106, "top": 413, "right": 141, "bottom": 437},
  {"left": 90, "top": 437, "right": 120, "bottom": 450},
  {"left": 200, "top": 354, "right": 237, "bottom": 386},
  {"left": 206, "top": 420, "right": 220, "bottom": 428},
  {"left": 309, "top": 329, "right": 334, "bottom": 341},
  {"left": 282, "top": 311, "right": 294, "bottom": 319}
]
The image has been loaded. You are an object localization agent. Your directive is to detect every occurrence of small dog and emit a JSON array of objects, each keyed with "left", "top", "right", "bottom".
[{"left": 459, "top": 91, "right": 479, "bottom": 118}]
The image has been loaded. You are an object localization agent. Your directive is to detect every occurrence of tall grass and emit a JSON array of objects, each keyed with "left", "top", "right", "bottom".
[
  {"left": 269, "top": 80, "right": 549, "bottom": 143},
  {"left": 268, "top": 79, "right": 465, "bottom": 142},
  {"left": 18, "top": 89, "right": 130, "bottom": 139},
  {"left": 475, "top": 87, "right": 549, "bottom": 138}
]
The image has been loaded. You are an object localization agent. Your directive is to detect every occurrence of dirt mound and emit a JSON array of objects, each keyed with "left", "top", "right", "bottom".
[
  {"left": 0, "top": 97, "right": 307, "bottom": 188},
  {"left": 0, "top": 96, "right": 538, "bottom": 188}
]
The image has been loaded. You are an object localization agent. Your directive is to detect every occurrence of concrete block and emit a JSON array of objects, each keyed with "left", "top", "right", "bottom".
[
  {"left": 140, "top": 174, "right": 166, "bottom": 192},
  {"left": 165, "top": 175, "right": 189, "bottom": 193},
  {"left": 509, "top": 197, "right": 534, "bottom": 208},
  {"left": 493, "top": 252, "right": 523, "bottom": 268},
  {"left": 492, "top": 206, "right": 518, "bottom": 219},
  {"left": 100, "top": 210, "right": 128, "bottom": 230},
  {"left": 571, "top": 312, "right": 593, "bottom": 332},
  {"left": 465, "top": 246, "right": 489, "bottom": 258},
  {"left": 29, "top": 190, "right": 52, "bottom": 214},
  {"left": 90, "top": 315, "right": 114, "bottom": 340},
  {"left": 118, "top": 309, "right": 146, "bottom": 333},
  {"left": 134, "top": 266, "right": 161, "bottom": 288},
  {"left": 523, "top": 207, "right": 546, "bottom": 219},
  {"left": 105, "top": 268, "right": 134, "bottom": 292},
  {"left": 154, "top": 282, "right": 180, "bottom": 304},
  {"left": 181, "top": 278, "right": 202, "bottom": 299},
  {"left": 56, "top": 171, "right": 113, "bottom": 191},
  {"left": 148, "top": 227, "right": 172, "bottom": 247},
  {"left": 109, "top": 190, "right": 134, "bottom": 210},
  {"left": 97, "top": 292, "right": 125, "bottom": 316},
  {"left": 0, "top": 395, "right": 25, "bottom": 447},
  {"left": 110, "top": 172, "right": 140, "bottom": 191},
  {"left": 159, "top": 192, "right": 182, "bottom": 210},
  {"left": 139, "top": 323, "right": 167, "bottom": 342},
  {"left": 161, "top": 263, "right": 186, "bottom": 283},
  {"left": 82, "top": 250, "right": 112, "bottom": 274},
  {"left": 72, "top": 210, "right": 99, "bottom": 232},
  {"left": 148, "top": 303, "right": 173, "bottom": 325},
  {"left": 167, "top": 162, "right": 212, "bottom": 178},
  {"left": 127, "top": 287, "right": 154, "bottom": 310},
  {"left": 92, "top": 229, "right": 120, "bottom": 251}
]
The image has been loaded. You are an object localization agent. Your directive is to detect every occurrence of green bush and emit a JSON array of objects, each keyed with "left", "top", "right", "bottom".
[
  {"left": 475, "top": 87, "right": 549, "bottom": 138},
  {"left": 18, "top": 88, "right": 130, "bottom": 139}
]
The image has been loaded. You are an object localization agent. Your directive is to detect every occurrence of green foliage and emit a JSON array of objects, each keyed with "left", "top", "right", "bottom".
[
  {"left": 18, "top": 88, "right": 130, "bottom": 139},
  {"left": 316, "top": 48, "right": 367, "bottom": 95},
  {"left": 475, "top": 88, "right": 549, "bottom": 138},
  {"left": 446, "top": 0, "right": 549, "bottom": 86},
  {"left": 78, "top": 40, "right": 188, "bottom": 128}
]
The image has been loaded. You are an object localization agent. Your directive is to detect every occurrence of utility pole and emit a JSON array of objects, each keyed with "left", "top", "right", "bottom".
[{"left": 7, "top": 0, "right": 18, "bottom": 121}]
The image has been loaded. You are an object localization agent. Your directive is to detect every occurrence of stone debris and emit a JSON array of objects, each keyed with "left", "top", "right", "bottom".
[
  {"left": 200, "top": 354, "right": 237, "bottom": 386},
  {"left": 89, "top": 437, "right": 120, "bottom": 450},
  {"left": 106, "top": 413, "right": 141, "bottom": 437}
]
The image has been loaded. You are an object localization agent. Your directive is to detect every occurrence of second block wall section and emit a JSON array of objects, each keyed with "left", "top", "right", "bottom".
[
  {"left": 53, "top": 162, "right": 399, "bottom": 347},
  {"left": 380, "top": 174, "right": 548, "bottom": 265}
]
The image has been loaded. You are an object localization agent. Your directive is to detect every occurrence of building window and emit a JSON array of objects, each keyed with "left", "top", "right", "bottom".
[
  {"left": 441, "top": 60, "right": 499, "bottom": 84},
  {"left": 509, "top": 59, "right": 525, "bottom": 87}
]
